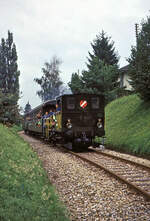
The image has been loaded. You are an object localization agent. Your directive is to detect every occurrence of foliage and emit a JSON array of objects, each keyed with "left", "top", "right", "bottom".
[
  {"left": 0, "top": 30, "right": 20, "bottom": 97},
  {"left": 87, "top": 30, "right": 119, "bottom": 69},
  {"left": 68, "top": 30, "right": 119, "bottom": 104},
  {"left": 0, "top": 90, "right": 21, "bottom": 125},
  {"left": 68, "top": 72, "right": 83, "bottom": 94},
  {"left": 0, "top": 124, "right": 69, "bottom": 221},
  {"left": 82, "top": 59, "right": 119, "bottom": 104},
  {"left": 0, "top": 31, "right": 20, "bottom": 124},
  {"left": 24, "top": 101, "right": 32, "bottom": 114},
  {"left": 34, "top": 56, "right": 63, "bottom": 102},
  {"left": 127, "top": 16, "right": 150, "bottom": 101},
  {"left": 69, "top": 58, "right": 119, "bottom": 104},
  {"left": 105, "top": 94, "right": 150, "bottom": 155}
]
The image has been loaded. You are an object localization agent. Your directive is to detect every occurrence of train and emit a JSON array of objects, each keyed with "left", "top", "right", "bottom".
[{"left": 23, "top": 93, "right": 105, "bottom": 150}]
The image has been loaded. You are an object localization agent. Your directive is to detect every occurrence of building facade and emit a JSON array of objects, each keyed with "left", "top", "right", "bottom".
[{"left": 119, "top": 65, "right": 132, "bottom": 91}]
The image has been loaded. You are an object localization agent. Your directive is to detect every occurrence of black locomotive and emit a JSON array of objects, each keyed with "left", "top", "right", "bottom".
[{"left": 23, "top": 93, "right": 105, "bottom": 150}]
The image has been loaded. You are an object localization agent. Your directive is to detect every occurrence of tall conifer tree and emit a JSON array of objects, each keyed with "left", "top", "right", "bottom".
[
  {"left": 128, "top": 16, "right": 150, "bottom": 101},
  {"left": 0, "top": 31, "right": 20, "bottom": 124},
  {"left": 87, "top": 30, "right": 119, "bottom": 70},
  {"left": 0, "top": 31, "right": 20, "bottom": 98},
  {"left": 68, "top": 30, "right": 119, "bottom": 104}
]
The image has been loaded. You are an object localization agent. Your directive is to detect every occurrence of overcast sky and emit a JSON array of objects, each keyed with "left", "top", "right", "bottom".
[{"left": 0, "top": 0, "right": 149, "bottom": 109}]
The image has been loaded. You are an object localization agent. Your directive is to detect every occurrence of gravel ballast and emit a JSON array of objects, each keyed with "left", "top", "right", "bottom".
[{"left": 20, "top": 132, "right": 150, "bottom": 220}]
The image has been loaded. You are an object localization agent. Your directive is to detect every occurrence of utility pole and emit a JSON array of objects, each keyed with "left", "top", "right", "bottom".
[
  {"left": 135, "top": 23, "right": 139, "bottom": 80},
  {"left": 135, "top": 23, "right": 139, "bottom": 46}
]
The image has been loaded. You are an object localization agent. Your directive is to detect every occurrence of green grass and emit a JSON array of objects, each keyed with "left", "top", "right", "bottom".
[
  {"left": 105, "top": 94, "right": 150, "bottom": 155},
  {"left": 9, "top": 124, "right": 23, "bottom": 133},
  {"left": 0, "top": 124, "right": 70, "bottom": 221}
]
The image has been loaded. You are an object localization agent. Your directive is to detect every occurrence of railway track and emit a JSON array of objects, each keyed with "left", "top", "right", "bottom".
[
  {"left": 69, "top": 149, "right": 150, "bottom": 200},
  {"left": 24, "top": 134, "right": 150, "bottom": 200}
]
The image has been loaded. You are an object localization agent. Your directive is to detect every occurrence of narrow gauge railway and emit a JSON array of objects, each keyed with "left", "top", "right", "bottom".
[
  {"left": 24, "top": 129, "right": 150, "bottom": 201},
  {"left": 68, "top": 148, "right": 150, "bottom": 200},
  {"left": 20, "top": 132, "right": 150, "bottom": 220}
]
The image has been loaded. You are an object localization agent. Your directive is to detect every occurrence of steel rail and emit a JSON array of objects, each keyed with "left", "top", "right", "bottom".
[
  {"left": 24, "top": 133, "right": 150, "bottom": 200},
  {"left": 92, "top": 149, "right": 150, "bottom": 170},
  {"left": 69, "top": 151, "right": 150, "bottom": 201}
]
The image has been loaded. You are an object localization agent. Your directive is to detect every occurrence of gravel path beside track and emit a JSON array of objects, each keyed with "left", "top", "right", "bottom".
[{"left": 19, "top": 132, "right": 150, "bottom": 220}]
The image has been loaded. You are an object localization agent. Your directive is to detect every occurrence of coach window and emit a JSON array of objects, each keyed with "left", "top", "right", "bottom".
[
  {"left": 91, "top": 97, "right": 99, "bottom": 109},
  {"left": 67, "top": 97, "right": 75, "bottom": 110}
]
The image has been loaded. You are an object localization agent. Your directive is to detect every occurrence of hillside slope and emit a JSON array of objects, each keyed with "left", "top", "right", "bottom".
[
  {"left": 105, "top": 94, "right": 150, "bottom": 155},
  {"left": 0, "top": 124, "right": 69, "bottom": 221}
]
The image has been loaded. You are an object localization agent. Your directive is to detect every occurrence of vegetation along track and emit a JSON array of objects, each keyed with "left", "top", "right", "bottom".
[{"left": 69, "top": 149, "right": 150, "bottom": 200}]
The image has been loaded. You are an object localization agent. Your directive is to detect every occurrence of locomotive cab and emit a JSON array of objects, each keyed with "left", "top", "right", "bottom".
[{"left": 59, "top": 94, "right": 105, "bottom": 149}]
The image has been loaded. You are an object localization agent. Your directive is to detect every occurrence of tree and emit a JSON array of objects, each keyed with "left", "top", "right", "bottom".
[
  {"left": 0, "top": 31, "right": 20, "bottom": 124},
  {"left": 68, "top": 71, "right": 83, "bottom": 94},
  {"left": 87, "top": 30, "right": 119, "bottom": 70},
  {"left": 68, "top": 30, "right": 119, "bottom": 104},
  {"left": 68, "top": 59, "right": 119, "bottom": 104},
  {"left": 128, "top": 16, "right": 150, "bottom": 101},
  {"left": 34, "top": 56, "right": 63, "bottom": 102},
  {"left": 0, "top": 90, "right": 21, "bottom": 124},
  {"left": 83, "top": 58, "right": 119, "bottom": 103},
  {"left": 24, "top": 101, "right": 32, "bottom": 114},
  {"left": 0, "top": 31, "right": 20, "bottom": 97}
]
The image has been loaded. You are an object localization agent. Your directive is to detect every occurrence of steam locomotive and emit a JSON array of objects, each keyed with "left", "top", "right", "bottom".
[{"left": 23, "top": 93, "right": 105, "bottom": 150}]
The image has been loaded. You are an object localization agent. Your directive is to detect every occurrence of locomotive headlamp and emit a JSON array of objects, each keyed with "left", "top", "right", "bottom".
[
  {"left": 66, "top": 119, "right": 72, "bottom": 129},
  {"left": 97, "top": 118, "right": 102, "bottom": 129}
]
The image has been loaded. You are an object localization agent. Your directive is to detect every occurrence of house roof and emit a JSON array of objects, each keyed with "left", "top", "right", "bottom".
[{"left": 119, "top": 64, "right": 130, "bottom": 72}]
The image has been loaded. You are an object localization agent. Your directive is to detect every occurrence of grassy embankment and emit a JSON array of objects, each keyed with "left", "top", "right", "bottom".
[
  {"left": 0, "top": 124, "right": 69, "bottom": 221},
  {"left": 105, "top": 94, "right": 150, "bottom": 155}
]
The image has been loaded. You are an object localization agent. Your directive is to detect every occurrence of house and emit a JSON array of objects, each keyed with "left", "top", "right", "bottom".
[{"left": 119, "top": 64, "right": 132, "bottom": 91}]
